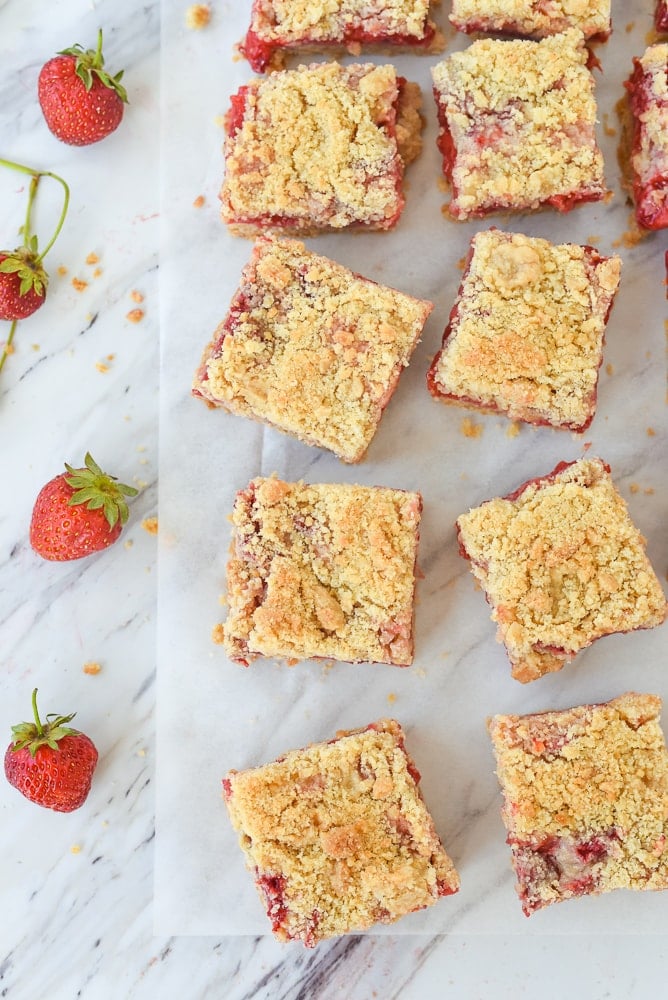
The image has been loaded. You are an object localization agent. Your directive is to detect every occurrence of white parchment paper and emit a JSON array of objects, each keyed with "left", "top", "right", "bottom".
[{"left": 156, "top": 1, "right": 667, "bottom": 935}]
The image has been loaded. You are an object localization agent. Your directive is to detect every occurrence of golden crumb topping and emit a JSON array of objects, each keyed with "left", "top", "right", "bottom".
[
  {"left": 457, "top": 458, "right": 667, "bottom": 682},
  {"left": 224, "top": 719, "right": 459, "bottom": 944},
  {"left": 450, "top": 0, "right": 611, "bottom": 39},
  {"left": 488, "top": 693, "right": 668, "bottom": 907},
  {"left": 430, "top": 230, "right": 621, "bottom": 428},
  {"left": 630, "top": 44, "right": 668, "bottom": 190},
  {"left": 194, "top": 237, "right": 432, "bottom": 463},
  {"left": 431, "top": 30, "right": 607, "bottom": 219},
  {"left": 250, "top": 0, "right": 431, "bottom": 42},
  {"left": 223, "top": 478, "right": 422, "bottom": 665},
  {"left": 221, "top": 63, "right": 411, "bottom": 234}
]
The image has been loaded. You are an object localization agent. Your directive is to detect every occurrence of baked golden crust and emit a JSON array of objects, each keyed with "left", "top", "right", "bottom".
[
  {"left": 223, "top": 718, "right": 460, "bottom": 945},
  {"left": 428, "top": 229, "right": 621, "bottom": 429},
  {"left": 431, "top": 29, "right": 607, "bottom": 220},
  {"left": 223, "top": 478, "right": 423, "bottom": 665},
  {"left": 221, "top": 62, "right": 420, "bottom": 235},
  {"left": 450, "top": 0, "right": 611, "bottom": 40},
  {"left": 488, "top": 693, "right": 668, "bottom": 914},
  {"left": 193, "top": 237, "right": 432, "bottom": 462},
  {"left": 456, "top": 458, "right": 668, "bottom": 682}
]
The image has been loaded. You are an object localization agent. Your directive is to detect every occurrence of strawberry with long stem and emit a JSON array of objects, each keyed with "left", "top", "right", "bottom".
[{"left": 0, "top": 157, "right": 70, "bottom": 372}]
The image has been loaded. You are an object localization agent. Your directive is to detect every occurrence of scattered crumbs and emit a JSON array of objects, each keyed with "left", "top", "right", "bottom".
[
  {"left": 644, "top": 487, "right": 655, "bottom": 495},
  {"left": 585, "top": 234, "right": 600, "bottom": 245},
  {"left": 139, "top": 458, "right": 148, "bottom": 466},
  {"left": 457, "top": 255, "right": 466, "bottom": 271},
  {"left": 647, "top": 426, "right": 656, "bottom": 437},
  {"left": 461, "top": 416, "right": 483, "bottom": 439},
  {"left": 126, "top": 308, "right": 144, "bottom": 323},
  {"left": 83, "top": 661, "right": 102, "bottom": 675},
  {"left": 142, "top": 516, "right": 159, "bottom": 535},
  {"left": 137, "top": 748, "right": 147, "bottom": 757},
  {"left": 71, "top": 277, "right": 88, "bottom": 292},
  {"left": 414, "top": 667, "right": 427, "bottom": 679},
  {"left": 387, "top": 692, "right": 397, "bottom": 705},
  {"left": 193, "top": 194, "right": 206, "bottom": 208},
  {"left": 602, "top": 113, "right": 616, "bottom": 138},
  {"left": 606, "top": 363, "right": 614, "bottom": 376},
  {"left": 95, "top": 361, "right": 110, "bottom": 373},
  {"left": 130, "top": 290, "right": 144, "bottom": 304},
  {"left": 212, "top": 623, "right": 225, "bottom": 644},
  {"left": 85, "top": 252, "right": 100, "bottom": 265},
  {"left": 625, "top": 21, "right": 635, "bottom": 33},
  {"left": 440, "top": 203, "right": 451, "bottom": 220},
  {"left": 31, "top": 343, "right": 40, "bottom": 351},
  {"left": 4, "top": 342, "right": 15, "bottom": 355},
  {"left": 286, "top": 657, "right": 300, "bottom": 667},
  {"left": 214, "top": 114, "right": 226, "bottom": 128},
  {"left": 629, "top": 482, "right": 640, "bottom": 494},
  {"left": 124, "top": 539, "right": 134, "bottom": 550},
  {"left": 506, "top": 421, "right": 520, "bottom": 439},
  {"left": 582, "top": 440, "right": 592, "bottom": 451},
  {"left": 57, "top": 265, "right": 68, "bottom": 276},
  {"left": 106, "top": 353, "right": 115, "bottom": 362},
  {"left": 186, "top": 3, "right": 211, "bottom": 29},
  {"left": 70, "top": 845, "right": 81, "bottom": 855},
  {"left": 93, "top": 267, "right": 103, "bottom": 279},
  {"left": 137, "top": 444, "right": 147, "bottom": 453}
]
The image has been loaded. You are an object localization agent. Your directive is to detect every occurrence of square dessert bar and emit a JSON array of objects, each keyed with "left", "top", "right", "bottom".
[
  {"left": 427, "top": 229, "right": 621, "bottom": 431},
  {"left": 240, "top": 0, "right": 444, "bottom": 74},
  {"left": 450, "top": 0, "right": 611, "bottom": 41},
  {"left": 223, "top": 718, "right": 460, "bottom": 945},
  {"left": 488, "top": 693, "right": 668, "bottom": 915},
  {"left": 623, "top": 44, "right": 668, "bottom": 231},
  {"left": 221, "top": 62, "right": 422, "bottom": 237},
  {"left": 456, "top": 458, "right": 667, "bottom": 683},
  {"left": 192, "top": 237, "right": 432, "bottom": 463},
  {"left": 431, "top": 30, "right": 607, "bottom": 221},
  {"left": 223, "top": 477, "right": 423, "bottom": 666}
]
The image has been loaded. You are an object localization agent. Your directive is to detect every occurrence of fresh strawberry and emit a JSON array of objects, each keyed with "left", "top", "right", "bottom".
[
  {"left": 0, "top": 240, "right": 48, "bottom": 321},
  {"left": 30, "top": 452, "right": 138, "bottom": 561},
  {"left": 4, "top": 689, "right": 98, "bottom": 813},
  {"left": 38, "top": 30, "right": 128, "bottom": 146}
]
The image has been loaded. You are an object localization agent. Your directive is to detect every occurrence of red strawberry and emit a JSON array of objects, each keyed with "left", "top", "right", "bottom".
[
  {"left": 38, "top": 30, "right": 128, "bottom": 146},
  {"left": 0, "top": 241, "right": 48, "bottom": 321},
  {"left": 4, "top": 689, "right": 98, "bottom": 813},
  {"left": 30, "top": 452, "right": 138, "bottom": 561}
]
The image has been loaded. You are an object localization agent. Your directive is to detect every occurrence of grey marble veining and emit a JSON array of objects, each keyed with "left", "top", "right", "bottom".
[{"left": 1, "top": 0, "right": 667, "bottom": 998}]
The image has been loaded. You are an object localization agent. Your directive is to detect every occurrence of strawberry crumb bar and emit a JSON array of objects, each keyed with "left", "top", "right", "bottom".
[
  {"left": 221, "top": 62, "right": 423, "bottom": 237},
  {"left": 488, "top": 693, "right": 668, "bottom": 915},
  {"left": 223, "top": 718, "right": 460, "bottom": 945},
  {"left": 449, "top": 0, "right": 611, "bottom": 41},
  {"left": 623, "top": 44, "right": 668, "bottom": 230},
  {"left": 456, "top": 458, "right": 667, "bottom": 683},
  {"left": 223, "top": 478, "right": 422, "bottom": 666},
  {"left": 431, "top": 30, "right": 607, "bottom": 221},
  {"left": 192, "top": 237, "right": 432, "bottom": 462},
  {"left": 240, "top": 0, "right": 444, "bottom": 73},
  {"left": 427, "top": 230, "right": 621, "bottom": 431}
]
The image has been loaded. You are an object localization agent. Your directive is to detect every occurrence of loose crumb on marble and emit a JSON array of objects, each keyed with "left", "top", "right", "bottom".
[
  {"left": 93, "top": 267, "right": 103, "bottom": 279},
  {"left": 457, "top": 255, "right": 467, "bottom": 270},
  {"left": 83, "top": 661, "right": 102, "bottom": 675},
  {"left": 106, "top": 353, "right": 115, "bottom": 362},
  {"left": 124, "top": 539, "right": 134, "bottom": 550},
  {"left": 72, "top": 277, "right": 88, "bottom": 292},
  {"left": 602, "top": 113, "right": 616, "bottom": 137},
  {"left": 214, "top": 114, "right": 226, "bottom": 128},
  {"left": 3, "top": 342, "right": 15, "bottom": 355},
  {"left": 137, "top": 748, "right": 147, "bottom": 757},
  {"left": 70, "top": 845, "right": 81, "bottom": 854},
  {"left": 142, "top": 516, "right": 159, "bottom": 535},
  {"left": 193, "top": 195, "right": 206, "bottom": 208},
  {"left": 86, "top": 252, "right": 100, "bottom": 265},
  {"left": 387, "top": 692, "right": 397, "bottom": 705},
  {"left": 57, "top": 265, "right": 68, "bottom": 276},
  {"left": 647, "top": 426, "right": 656, "bottom": 436},
  {"left": 461, "top": 417, "right": 483, "bottom": 438},
  {"left": 606, "top": 363, "right": 614, "bottom": 376},
  {"left": 645, "top": 487, "right": 655, "bottom": 495},
  {"left": 626, "top": 21, "right": 635, "bottom": 32},
  {"left": 186, "top": 3, "right": 211, "bottom": 29},
  {"left": 130, "top": 290, "right": 144, "bottom": 304},
  {"left": 126, "top": 308, "right": 145, "bottom": 323},
  {"left": 506, "top": 421, "right": 520, "bottom": 438},
  {"left": 212, "top": 623, "right": 225, "bottom": 644},
  {"left": 95, "top": 361, "right": 110, "bottom": 373},
  {"left": 31, "top": 343, "right": 40, "bottom": 351},
  {"left": 629, "top": 482, "right": 640, "bottom": 493}
]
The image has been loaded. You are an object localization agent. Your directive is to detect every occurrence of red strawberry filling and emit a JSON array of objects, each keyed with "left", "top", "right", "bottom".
[
  {"left": 656, "top": 2, "right": 668, "bottom": 32},
  {"left": 625, "top": 57, "right": 668, "bottom": 230}
]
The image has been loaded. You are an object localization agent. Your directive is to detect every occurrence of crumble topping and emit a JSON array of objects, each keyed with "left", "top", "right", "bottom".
[
  {"left": 224, "top": 718, "right": 460, "bottom": 944},
  {"left": 450, "top": 0, "right": 611, "bottom": 40},
  {"left": 428, "top": 230, "right": 621, "bottom": 429},
  {"left": 223, "top": 478, "right": 422, "bottom": 666},
  {"left": 625, "top": 43, "right": 668, "bottom": 230},
  {"left": 488, "top": 693, "right": 668, "bottom": 914},
  {"left": 193, "top": 237, "right": 432, "bottom": 463},
  {"left": 248, "top": 0, "right": 432, "bottom": 42},
  {"left": 221, "top": 62, "right": 417, "bottom": 235},
  {"left": 431, "top": 29, "right": 607, "bottom": 220},
  {"left": 456, "top": 458, "right": 667, "bottom": 683}
]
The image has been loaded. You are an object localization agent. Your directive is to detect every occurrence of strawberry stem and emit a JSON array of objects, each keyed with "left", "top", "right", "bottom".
[
  {"left": 32, "top": 688, "right": 44, "bottom": 737},
  {"left": 0, "top": 157, "right": 70, "bottom": 263},
  {"left": 0, "top": 320, "right": 18, "bottom": 373}
]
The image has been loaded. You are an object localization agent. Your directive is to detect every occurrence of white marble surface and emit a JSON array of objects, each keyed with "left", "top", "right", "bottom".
[{"left": 1, "top": 1, "right": 667, "bottom": 997}]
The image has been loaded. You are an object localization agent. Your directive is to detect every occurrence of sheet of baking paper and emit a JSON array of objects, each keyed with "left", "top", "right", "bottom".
[{"left": 156, "top": 0, "right": 667, "bottom": 935}]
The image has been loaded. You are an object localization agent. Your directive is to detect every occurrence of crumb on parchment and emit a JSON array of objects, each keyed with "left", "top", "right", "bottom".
[
  {"left": 186, "top": 4, "right": 211, "bottom": 29},
  {"left": 127, "top": 309, "right": 144, "bottom": 323},
  {"left": 95, "top": 361, "right": 110, "bottom": 373},
  {"left": 142, "top": 517, "right": 158, "bottom": 535},
  {"left": 461, "top": 417, "right": 483, "bottom": 438},
  {"left": 86, "top": 252, "right": 100, "bottom": 265},
  {"left": 131, "top": 290, "right": 144, "bottom": 303},
  {"left": 193, "top": 195, "right": 205, "bottom": 208},
  {"left": 72, "top": 278, "right": 88, "bottom": 292},
  {"left": 212, "top": 623, "right": 225, "bottom": 645},
  {"left": 57, "top": 265, "right": 68, "bottom": 276},
  {"left": 83, "top": 661, "right": 102, "bottom": 675}
]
